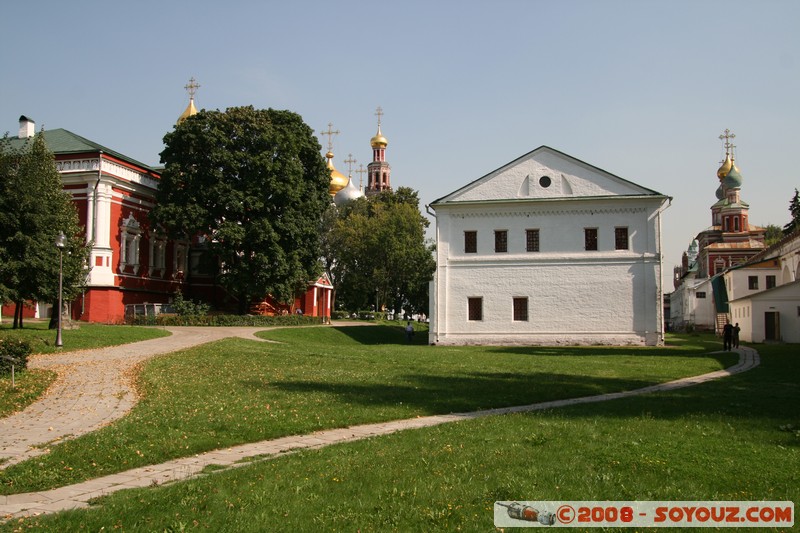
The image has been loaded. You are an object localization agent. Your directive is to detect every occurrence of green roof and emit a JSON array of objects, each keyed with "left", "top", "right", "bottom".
[{"left": 5, "top": 128, "right": 157, "bottom": 173}]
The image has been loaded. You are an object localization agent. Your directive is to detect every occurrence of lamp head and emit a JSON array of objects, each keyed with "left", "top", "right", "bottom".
[{"left": 55, "top": 232, "right": 67, "bottom": 249}]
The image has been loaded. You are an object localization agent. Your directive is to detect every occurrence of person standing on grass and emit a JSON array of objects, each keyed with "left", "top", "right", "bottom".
[
  {"left": 733, "top": 323, "right": 741, "bottom": 348},
  {"left": 722, "top": 320, "right": 734, "bottom": 351},
  {"left": 405, "top": 321, "right": 414, "bottom": 342}
]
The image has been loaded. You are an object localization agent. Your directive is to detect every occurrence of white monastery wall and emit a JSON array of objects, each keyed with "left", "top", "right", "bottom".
[{"left": 431, "top": 198, "right": 664, "bottom": 345}]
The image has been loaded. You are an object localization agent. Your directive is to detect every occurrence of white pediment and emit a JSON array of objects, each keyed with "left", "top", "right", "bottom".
[{"left": 435, "top": 146, "right": 660, "bottom": 204}]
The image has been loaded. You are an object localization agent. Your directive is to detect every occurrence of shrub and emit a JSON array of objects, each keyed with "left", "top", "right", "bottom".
[
  {"left": 0, "top": 338, "right": 32, "bottom": 374},
  {"left": 127, "top": 314, "right": 324, "bottom": 327},
  {"left": 171, "top": 291, "right": 211, "bottom": 317}
]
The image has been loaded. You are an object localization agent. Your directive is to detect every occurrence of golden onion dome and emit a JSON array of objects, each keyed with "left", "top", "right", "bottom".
[
  {"left": 326, "top": 151, "right": 349, "bottom": 196},
  {"left": 178, "top": 98, "right": 198, "bottom": 124},
  {"left": 370, "top": 126, "right": 388, "bottom": 148},
  {"left": 717, "top": 153, "right": 732, "bottom": 181}
]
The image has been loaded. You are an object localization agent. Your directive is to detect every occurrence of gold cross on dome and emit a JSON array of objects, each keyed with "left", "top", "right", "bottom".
[
  {"left": 343, "top": 154, "right": 357, "bottom": 177},
  {"left": 320, "top": 122, "right": 340, "bottom": 152},
  {"left": 719, "top": 128, "right": 736, "bottom": 155},
  {"left": 184, "top": 77, "right": 200, "bottom": 99},
  {"left": 356, "top": 164, "right": 366, "bottom": 189},
  {"left": 374, "top": 106, "right": 384, "bottom": 128}
]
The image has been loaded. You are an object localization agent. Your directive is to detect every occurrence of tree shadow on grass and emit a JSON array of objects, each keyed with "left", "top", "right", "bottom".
[
  {"left": 247, "top": 345, "right": 798, "bottom": 435},
  {"left": 330, "top": 325, "right": 428, "bottom": 346},
  {"left": 248, "top": 370, "right": 697, "bottom": 418}
]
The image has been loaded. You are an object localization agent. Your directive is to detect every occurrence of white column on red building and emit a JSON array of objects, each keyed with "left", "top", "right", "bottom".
[{"left": 87, "top": 169, "right": 115, "bottom": 286}]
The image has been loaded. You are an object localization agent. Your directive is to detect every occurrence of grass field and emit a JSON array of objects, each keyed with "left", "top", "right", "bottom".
[{"left": 2, "top": 327, "right": 796, "bottom": 531}]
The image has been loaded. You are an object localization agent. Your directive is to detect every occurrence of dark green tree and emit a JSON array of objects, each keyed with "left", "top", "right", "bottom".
[
  {"left": 783, "top": 188, "right": 800, "bottom": 236},
  {"left": 152, "top": 106, "right": 331, "bottom": 313},
  {"left": 324, "top": 187, "right": 435, "bottom": 316},
  {"left": 0, "top": 132, "right": 88, "bottom": 328}
]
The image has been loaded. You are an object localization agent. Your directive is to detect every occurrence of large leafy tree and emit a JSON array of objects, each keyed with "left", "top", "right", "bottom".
[
  {"left": 323, "top": 187, "right": 435, "bottom": 316},
  {"left": 0, "top": 132, "right": 88, "bottom": 328},
  {"left": 152, "top": 106, "right": 330, "bottom": 313}
]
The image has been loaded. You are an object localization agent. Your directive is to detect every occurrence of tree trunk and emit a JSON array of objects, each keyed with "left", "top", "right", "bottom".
[
  {"left": 49, "top": 300, "right": 58, "bottom": 329},
  {"left": 13, "top": 300, "right": 22, "bottom": 329}
]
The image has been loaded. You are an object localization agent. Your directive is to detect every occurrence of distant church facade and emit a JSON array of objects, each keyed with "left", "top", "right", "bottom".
[
  {"left": 670, "top": 130, "right": 766, "bottom": 333},
  {"left": 428, "top": 146, "right": 671, "bottom": 346}
]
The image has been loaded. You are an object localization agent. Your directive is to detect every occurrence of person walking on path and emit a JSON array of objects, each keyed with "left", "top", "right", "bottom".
[
  {"left": 723, "top": 320, "right": 734, "bottom": 351},
  {"left": 733, "top": 323, "right": 741, "bottom": 348},
  {"left": 405, "top": 321, "right": 414, "bottom": 342}
]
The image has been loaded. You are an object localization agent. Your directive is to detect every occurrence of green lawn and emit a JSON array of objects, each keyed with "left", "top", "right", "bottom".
[
  {"left": 0, "top": 369, "right": 57, "bottom": 420},
  {"left": 5, "top": 332, "right": 796, "bottom": 532},
  {"left": 0, "top": 326, "right": 736, "bottom": 498}
]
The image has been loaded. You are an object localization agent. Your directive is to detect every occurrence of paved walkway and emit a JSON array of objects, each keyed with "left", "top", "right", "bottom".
[{"left": 0, "top": 337, "right": 759, "bottom": 520}]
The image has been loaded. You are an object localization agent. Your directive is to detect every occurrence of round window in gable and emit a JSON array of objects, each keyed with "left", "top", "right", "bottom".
[{"left": 539, "top": 175, "right": 552, "bottom": 188}]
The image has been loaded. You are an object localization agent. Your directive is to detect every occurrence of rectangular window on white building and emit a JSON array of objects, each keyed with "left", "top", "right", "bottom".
[
  {"left": 614, "top": 227, "right": 629, "bottom": 250},
  {"left": 584, "top": 228, "right": 598, "bottom": 251},
  {"left": 494, "top": 230, "right": 508, "bottom": 253},
  {"left": 464, "top": 231, "right": 477, "bottom": 254},
  {"left": 696, "top": 292, "right": 706, "bottom": 299},
  {"left": 766, "top": 275, "right": 776, "bottom": 289},
  {"left": 748, "top": 276, "right": 758, "bottom": 290},
  {"left": 512, "top": 297, "right": 528, "bottom": 321},
  {"left": 526, "top": 229, "right": 540, "bottom": 252},
  {"left": 468, "top": 297, "right": 482, "bottom": 321}
]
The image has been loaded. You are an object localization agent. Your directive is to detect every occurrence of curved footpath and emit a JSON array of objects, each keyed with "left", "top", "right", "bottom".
[
  {"left": 0, "top": 332, "right": 759, "bottom": 520},
  {"left": 0, "top": 327, "right": 273, "bottom": 468}
]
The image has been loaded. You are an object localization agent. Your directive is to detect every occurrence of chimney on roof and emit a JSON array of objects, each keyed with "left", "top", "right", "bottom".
[{"left": 18, "top": 115, "right": 35, "bottom": 138}]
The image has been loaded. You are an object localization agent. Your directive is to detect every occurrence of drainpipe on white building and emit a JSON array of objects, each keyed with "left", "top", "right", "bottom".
[{"left": 656, "top": 197, "right": 673, "bottom": 343}]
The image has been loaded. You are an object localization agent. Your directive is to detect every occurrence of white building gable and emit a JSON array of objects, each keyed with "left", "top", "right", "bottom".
[
  {"left": 437, "top": 146, "right": 660, "bottom": 203},
  {"left": 429, "top": 146, "right": 670, "bottom": 346}
]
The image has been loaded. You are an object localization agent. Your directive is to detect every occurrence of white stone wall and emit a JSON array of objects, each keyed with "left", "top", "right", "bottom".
[
  {"left": 430, "top": 197, "right": 666, "bottom": 345},
  {"left": 730, "top": 282, "right": 800, "bottom": 343}
]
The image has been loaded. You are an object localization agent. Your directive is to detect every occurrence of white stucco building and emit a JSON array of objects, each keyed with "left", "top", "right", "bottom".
[
  {"left": 726, "top": 230, "right": 800, "bottom": 343},
  {"left": 428, "top": 146, "right": 671, "bottom": 346}
]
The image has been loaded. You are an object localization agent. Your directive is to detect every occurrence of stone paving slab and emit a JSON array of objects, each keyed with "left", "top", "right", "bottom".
[{"left": 0, "top": 345, "right": 759, "bottom": 521}]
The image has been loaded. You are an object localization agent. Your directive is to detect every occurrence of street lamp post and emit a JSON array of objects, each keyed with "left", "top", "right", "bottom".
[{"left": 55, "top": 232, "right": 66, "bottom": 348}]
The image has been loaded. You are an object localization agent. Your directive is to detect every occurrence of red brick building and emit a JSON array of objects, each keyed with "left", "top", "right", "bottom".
[{"left": 2, "top": 115, "right": 331, "bottom": 323}]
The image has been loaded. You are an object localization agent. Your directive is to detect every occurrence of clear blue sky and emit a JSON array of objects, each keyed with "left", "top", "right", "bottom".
[{"left": 2, "top": 0, "right": 798, "bottom": 288}]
